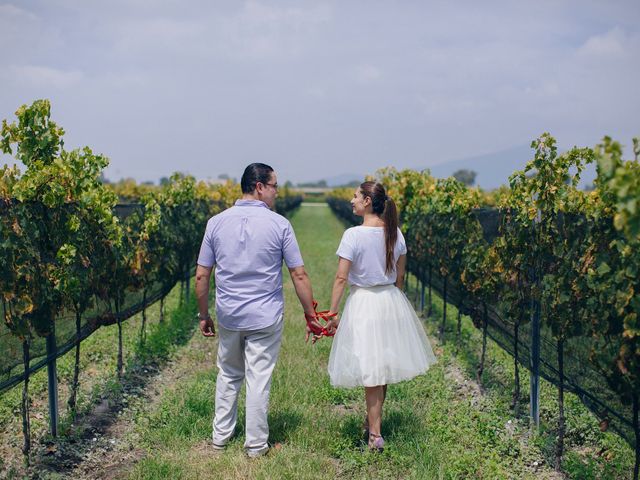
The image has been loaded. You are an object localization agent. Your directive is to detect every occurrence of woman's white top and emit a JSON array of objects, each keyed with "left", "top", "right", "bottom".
[{"left": 336, "top": 226, "right": 407, "bottom": 287}]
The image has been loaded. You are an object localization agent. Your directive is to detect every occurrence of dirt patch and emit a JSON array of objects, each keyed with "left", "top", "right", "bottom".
[
  {"left": 4, "top": 332, "right": 216, "bottom": 480},
  {"left": 331, "top": 404, "right": 356, "bottom": 417},
  {"left": 191, "top": 439, "right": 216, "bottom": 457},
  {"left": 524, "top": 462, "right": 566, "bottom": 480},
  {"left": 444, "top": 361, "right": 484, "bottom": 407},
  {"left": 442, "top": 359, "right": 566, "bottom": 480}
]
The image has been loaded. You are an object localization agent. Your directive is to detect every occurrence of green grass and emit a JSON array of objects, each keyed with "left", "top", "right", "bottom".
[
  {"left": 405, "top": 273, "right": 635, "bottom": 479},
  {"left": 0, "top": 279, "right": 196, "bottom": 476},
  {"left": 5, "top": 204, "right": 631, "bottom": 478},
  {"left": 125, "top": 204, "right": 636, "bottom": 479}
]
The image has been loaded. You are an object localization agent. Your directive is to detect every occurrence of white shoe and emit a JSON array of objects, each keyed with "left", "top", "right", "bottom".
[
  {"left": 212, "top": 440, "right": 227, "bottom": 451},
  {"left": 245, "top": 445, "right": 269, "bottom": 458}
]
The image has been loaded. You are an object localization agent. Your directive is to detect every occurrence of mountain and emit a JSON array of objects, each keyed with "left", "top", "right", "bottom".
[
  {"left": 424, "top": 145, "right": 597, "bottom": 190},
  {"left": 424, "top": 145, "right": 532, "bottom": 190},
  {"left": 324, "top": 173, "right": 363, "bottom": 187},
  {"left": 307, "top": 143, "right": 600, "bottom": 192}
]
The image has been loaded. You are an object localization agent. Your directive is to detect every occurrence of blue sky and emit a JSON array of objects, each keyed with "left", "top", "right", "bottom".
[{"left": 1, "top": 1, "right": 639, "bottom": 184}]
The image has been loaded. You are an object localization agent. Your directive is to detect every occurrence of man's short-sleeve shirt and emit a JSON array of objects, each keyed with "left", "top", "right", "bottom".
[{"left": 197, "top": 199, "right": 304, "bottom": 330}]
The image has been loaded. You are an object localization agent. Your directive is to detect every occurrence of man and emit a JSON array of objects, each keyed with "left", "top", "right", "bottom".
[{"left": 195, "top": 163, "right": 319, "bottom": 458}]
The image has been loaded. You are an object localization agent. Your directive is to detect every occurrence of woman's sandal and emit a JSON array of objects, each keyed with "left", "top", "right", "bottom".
[{"left": 368, "top": 432, "right": 385, "bottom": 452}]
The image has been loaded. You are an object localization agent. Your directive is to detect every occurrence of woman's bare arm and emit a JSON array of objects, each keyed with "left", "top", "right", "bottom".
[
  {"left": 326, "top": 257, "right": 352, "bottom": 333},
  {"left": 330, "top": 257, "right": 352, "bottom": 312},
  {"left": 395, "top": 254, "right": 406, "bottom": 289}
]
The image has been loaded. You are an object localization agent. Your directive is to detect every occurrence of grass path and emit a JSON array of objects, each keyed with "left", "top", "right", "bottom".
[
  {"left": 0, "top": 274, "right": 195, "bottom": 478},
  {"left": 1, "top": 204, "right": 632, "bottom": 479},
  {"left": 126, "top": 205, "right": 578, "bottom": 480}
]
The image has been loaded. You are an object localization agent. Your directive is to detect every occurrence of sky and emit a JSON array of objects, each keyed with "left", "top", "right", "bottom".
[{"left": 1, "top": 0, "right": 639, "bottom": 185}]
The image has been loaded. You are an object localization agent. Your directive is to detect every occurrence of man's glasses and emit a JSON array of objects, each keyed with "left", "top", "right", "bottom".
[{"left": 263, "top": 182, "right": 278, "bottom": 191}]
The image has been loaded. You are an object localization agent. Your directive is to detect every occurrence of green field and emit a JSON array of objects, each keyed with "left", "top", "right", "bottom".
[
  {"left": 128, "top": 205, "right": 634, "bottom": 479},
  {"left": 0, "top": 204, "right": 634, "bottom": 479}
]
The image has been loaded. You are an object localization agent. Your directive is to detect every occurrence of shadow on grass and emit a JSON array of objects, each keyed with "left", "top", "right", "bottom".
[
  {"left": 224, "top": 407, "right": 303, "bottom": 447},
  {"left": 34, "top": 299, "right": 198, "bottom": 476},
  {"left": 335, "top": 405, "right": 418, "bottom": 450},
  {"left": 339, "top": 415, "right": 366, "bottom": 448},
  {"left": 418, "top": 290, "right": 522, "bottom": 411},
  {"left": 383, "top": 408, "right": 422, "bottom": 441},
  {"left": 135, "top": 299, "right": 199, "bottom": 363},
  {"left": 411, "top": 284, "right": 635, "bottom": 479},
  {"left": 269, "top": 408, "right": 304, "bottom": 444}
]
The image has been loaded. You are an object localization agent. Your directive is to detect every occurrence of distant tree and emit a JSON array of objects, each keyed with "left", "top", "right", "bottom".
[
  {"left": 297, "top": 179, "right": 328, "bottom": 188},
  {"left": 284, "top": 180, "right": 293, "bottom": 188},
  {"left": 218, "top": 173, "right": 230, "bottom": 180},
  {"left": 342, "top": 180, "right": 361, "bottom": 188},
  {"left": 452, "top": 169, "right": 477, "bottom": 186},
  {"left": 159, "top": 177, "right": 170, "bottom": 186},
  {"left": 98, "top": 173, "right": 111, "bottom": 184},
  {"left": 141, "top": 180, "right": 155, "bottom": 186}
]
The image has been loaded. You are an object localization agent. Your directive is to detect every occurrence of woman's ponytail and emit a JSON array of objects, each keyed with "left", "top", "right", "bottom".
[{"left": 382, "top": 197, "right": 398, "bottom": 274}]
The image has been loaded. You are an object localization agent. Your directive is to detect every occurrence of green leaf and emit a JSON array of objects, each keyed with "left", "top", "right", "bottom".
[{"left": 596, "top": 262, "right": 611, "bottom": 275}]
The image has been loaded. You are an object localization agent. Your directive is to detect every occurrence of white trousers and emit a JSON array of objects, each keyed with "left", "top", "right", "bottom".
[{"left": 213, "top": 315, "right": 283, "bottom": 452}]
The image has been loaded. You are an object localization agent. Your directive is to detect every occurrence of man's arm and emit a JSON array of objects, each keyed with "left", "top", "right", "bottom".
[
  {"left": 288, "top": 265, "right": 316, "bottom": 315},
  {"left": 195, "top": 264, "right": 215, "bottom": 337},
  {"left": 288, "top": 265, "right": 323, "bottom": 341}
]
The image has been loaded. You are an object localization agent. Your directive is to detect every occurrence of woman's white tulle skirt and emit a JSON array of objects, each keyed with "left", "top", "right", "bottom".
[{"left": 328, "top": 284, "right": 437, "bottom": 388}]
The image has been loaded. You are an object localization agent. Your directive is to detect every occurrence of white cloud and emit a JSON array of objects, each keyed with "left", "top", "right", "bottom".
[
  {"left": 578, "top": 26, "right": 631, "bottom": 57},
  {"left": 112, "top": 18, "right": 204, "bottom": 54},
  {"left": 0, "top": 4, "right": 64, "bottom": 64},
  {"left": 99, "top": 2, "right": 333, "bottom": 63},
  {"left": 0, "top": 3, "right": 38, "bottom": 21},
  {"left": 306, "top": 86, "right": 327, "bottom": 98},
  {"left": 211, "top": 1, "right": 333, "bottom": 60},
  {"left": 353, "top": 64, "right": 382, "bottom": 84},
  {"left": 1, "top": 1, "right": 638, "bottom": 183},
  {"left": 99, "top": 72, "right": 146, "bottom": 89},
  {"left": 239, "top": 1, "right": 331, "bottom": 30},
  {"left": 6, "top": 65, "right": 84, "bottom": 88},
  {"left": 416, "top": 93, "right": 492, "bottom": 117},
  {"left": 523, "top": 82, "right": 561, "bottom": 98}
]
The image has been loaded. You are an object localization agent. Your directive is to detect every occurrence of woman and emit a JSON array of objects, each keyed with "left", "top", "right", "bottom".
[{"left": 325, "top": 181, "right": 437, "bottom": 451}]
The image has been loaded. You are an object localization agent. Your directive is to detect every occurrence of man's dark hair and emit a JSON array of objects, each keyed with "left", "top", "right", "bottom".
[{"left": 240, "top": 163, "right": 274, "bottom": 194}]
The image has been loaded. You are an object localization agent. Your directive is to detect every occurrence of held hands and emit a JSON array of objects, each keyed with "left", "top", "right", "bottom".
[
  {"left": 325, "top": 316, "right": 340, "bottom": 335},
  {"left": 305, "top": 300, "right": 338, "bottom": 344}
]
